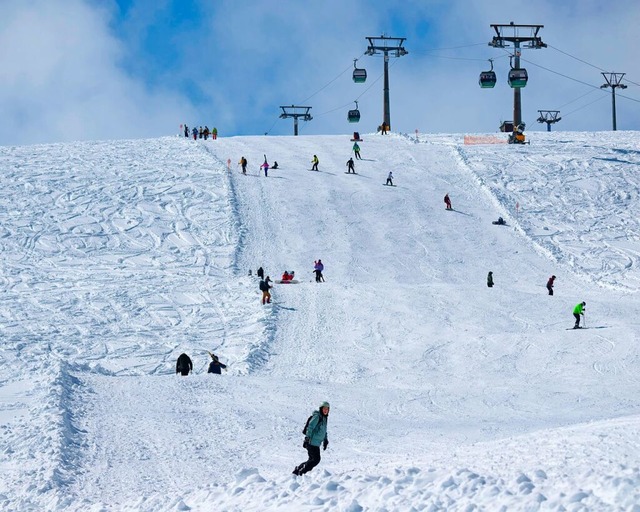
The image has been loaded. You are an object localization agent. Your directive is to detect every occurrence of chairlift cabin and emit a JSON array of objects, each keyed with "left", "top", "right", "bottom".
[
  {"left": 479, "top": 60, "right": 496, "bottom": 88},
  {"left": 508, "top": 68, "right": 528, "bottom": 88},
  {"left": 352, "top": 59, "right": 367, "bottom": 83},
  {"left": 347, "top": 101, "right": 360, "bottom": 123}
]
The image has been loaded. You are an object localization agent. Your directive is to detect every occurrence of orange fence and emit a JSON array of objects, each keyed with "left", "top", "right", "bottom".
[{"left": 464, "top": 135, "right": 507, "bottom": 145}]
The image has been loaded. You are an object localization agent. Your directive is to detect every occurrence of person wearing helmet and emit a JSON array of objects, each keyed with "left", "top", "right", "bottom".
[
  {"left": 573, "top": 301, "right": 586, "bottom": 328},
  {"left": 293, "top": 401, "right": 330, "bottom": 476}
]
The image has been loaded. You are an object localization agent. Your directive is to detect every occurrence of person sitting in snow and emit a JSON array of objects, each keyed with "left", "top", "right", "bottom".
[
  {"left": 282, "top": 270, "right": 292, "bottom": 282},
  {"left": 271, "top": 161, "right": 279, "bottom": 169}
]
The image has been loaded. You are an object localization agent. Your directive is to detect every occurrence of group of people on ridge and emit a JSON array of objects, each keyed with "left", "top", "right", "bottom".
[{"left": 184, "top": 125, "right": 217, "bottom": 140}]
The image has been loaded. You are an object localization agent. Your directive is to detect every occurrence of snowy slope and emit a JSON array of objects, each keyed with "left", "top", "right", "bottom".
[{"left": 0, "top": 131, "right": 639, "bottom": 511}]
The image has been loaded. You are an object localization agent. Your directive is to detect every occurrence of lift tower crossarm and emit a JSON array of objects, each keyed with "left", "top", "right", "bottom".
[{"left": 279, "top": 105, "right": 313, "bottom": 136}]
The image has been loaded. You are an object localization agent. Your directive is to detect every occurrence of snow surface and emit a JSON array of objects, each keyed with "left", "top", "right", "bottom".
[{"left": 1, "top": 131, "right": 640, "bottom": 511}]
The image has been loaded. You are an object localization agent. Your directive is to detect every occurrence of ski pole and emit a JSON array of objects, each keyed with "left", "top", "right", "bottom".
[{"left": 583, "top": 310, "right": 586, "bottom": 328}]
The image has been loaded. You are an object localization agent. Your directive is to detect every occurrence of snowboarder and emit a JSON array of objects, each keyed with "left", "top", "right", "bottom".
[
  {"left": 492, "top": 217, "right": 506, "bottom": 225},
  {"left": 444, "top": 193, "right": 452, "bottom": 210},
  {"left": 293, "top": 401, "right": 330, "bottom": 476},
  {"left": 547, "top": 275, "right": 556, "bottom": 296},
  {"left": 311, "top": 155, "right": 319, "bottom": 171},
  {"left": 573, "top": 301, "right": 586, "bottom": 329},
  {"left": 259, "top": 276, "right": 272, "bottom": 304},
  {"left": 176, "top": 353, "right": 193, "bottom": 376},
  {"left": 239, "top": 156, "right": 248, "bottom": 175},
  {"left": 386, "top": 171, "right": 394, "bottom": 186},
  {"left": 487, "top": 271, "right": 494, "bottom": 288},
  {"left": 257, "top": 267, "right": 264, "bottom": 279},
  {"left": 353, "top": 142, "right": 362, "bottom": 160},
  {"left": 207, "top": 353, "right": 227, "bottom": 374},
  {"left": 346, "top": 158, "right": 355, "bottom": 173},
  {"left": 314, "top": 260, "right": 324, "bottom": 283}
]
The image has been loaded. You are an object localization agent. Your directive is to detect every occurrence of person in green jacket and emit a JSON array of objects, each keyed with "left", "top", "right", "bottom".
[
  {"left": 293, "top": 401, "right": 330, "bottom": 476},
  {"left": 573, "top": 301, "right": 586, "bottom": 328}
]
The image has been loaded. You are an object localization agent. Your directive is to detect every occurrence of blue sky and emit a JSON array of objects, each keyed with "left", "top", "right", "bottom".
[{"left": 1, "top": 0, "right": 639, "bottom": 145}]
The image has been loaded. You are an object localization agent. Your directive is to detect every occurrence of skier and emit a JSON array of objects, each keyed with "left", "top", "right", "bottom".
[
  {"left": 261, "top": 158, "right": 270, "bottom": 177},
  {"left": 176, "top": 353, "right": 193, "bottom": 376},
  {"left": 353, "top": 142, "right": 362, "bottom": 160},
  {"left": 346, "top": 158, "right": 355, "bottom": 174},
  {"left": 547, "top": 275, "right": 556, "bottom": 296},
  {"left": 259, "top": 276, "right": 272, "bottom": 305},
  {"left": 207, "top": 353, "right": 227, "bottom": 374},
  {"left": 487, "top": 271, "right": 494, "bottom": 288},
  {"left": 311, "top": 155, "right": 319, "bottom": 171},
  {"left": 573, "top": 301, "right": 586, "bottom": 329},
  {"left": 386, "top": 171, "right": 394, "bottom": 186},
  {"left": 192, "top": 127, "right": 198, "bottom": 141},
  {"left": 444, "top": 193, "right": 452, "bottom": 210},
  {"left": 239, "top": 156, "right": 248, "bottom": 175},
  {"left": 292, "top": 401, "right": 330, "bottom": 476},
  {"left": 313, "top": 260, "right": 324, "bottom": 283}
]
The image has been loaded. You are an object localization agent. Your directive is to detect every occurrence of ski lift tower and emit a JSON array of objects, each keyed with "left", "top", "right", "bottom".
[
  {"left": 600, "top": 73, "right": 627, "bottom": 131},
  {"left": 489, "top": 22, "right": 546, "bottom": 130},
  {"left": 537, "top": 110, "right": 562, "bottom": 131},
  {"left": 364, "top": 35, "right": 408, "bottom": 132},
  {"left": 279, "top": 105, "right": 313, "bottom": 136}
]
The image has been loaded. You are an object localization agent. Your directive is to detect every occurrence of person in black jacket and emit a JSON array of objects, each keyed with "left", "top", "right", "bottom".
[
  {"left": 176, "top": 353, "right": 193, "bottom": 376},
  {"left": 259, "top": 276, "right": 272, "bottom": 304},
  {"left": 207, "top": 353, "right": 227, "bottom": 374}
]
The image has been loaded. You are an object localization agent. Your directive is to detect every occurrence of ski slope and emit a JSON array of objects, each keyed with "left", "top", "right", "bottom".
[{"left": 1, "top": 131, "right": 639, "bottom": 511}]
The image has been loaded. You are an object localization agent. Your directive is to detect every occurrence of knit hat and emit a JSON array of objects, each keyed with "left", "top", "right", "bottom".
[{"left": 320, "top": 401, "right": 330, "bottom": 409}]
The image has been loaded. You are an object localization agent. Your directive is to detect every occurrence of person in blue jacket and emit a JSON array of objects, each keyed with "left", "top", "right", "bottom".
[{"left": 293, "top": 401, "right": 330, "bottom": 476}]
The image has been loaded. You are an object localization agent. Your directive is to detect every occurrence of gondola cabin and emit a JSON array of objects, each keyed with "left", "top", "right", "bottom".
[
  {"left": 508, "top": 68, "right": 528, "bottom": 88},
  {"left": 353, "top": 68, "right": 367, "bottom": 83},
  {"left": 347, "top": 108, "right": 361, "bottom": 123},
  {"left": 479, "top": 70, "right": 497, "bottom": 88}
]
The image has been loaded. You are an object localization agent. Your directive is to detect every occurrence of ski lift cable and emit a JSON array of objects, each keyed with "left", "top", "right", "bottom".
[
  {"left": 298, "top": 52, "right": 367, "bottom": 104},
  {"left": 562, "top": 93, "right": 609, "bottom": 118},
  {"left": 522, "top": 57, "right": 640, "bottom": 104}
]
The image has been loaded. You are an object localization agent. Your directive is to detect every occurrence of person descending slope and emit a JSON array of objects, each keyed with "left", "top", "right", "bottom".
[
  {"left": 386, "top": 171, "right": 394, "bottom": 186},
  {"left": 293, "top": 402, "right": 330, "bottom": 476},
  {"left": 487, "top": 271, "right": 494, "bottom": 288},
  {"left": 353, "top": 142, "right": 362, "bottom": 160},
  {"left": 573, "top": 301, "right": 586, "bottom": 329},
  {"left": 444, "top": 193, "right": 452, "bottom": 210},
  {"left": 346, "top": 158, "right": 355, "bottom": 174},
  {"left": 311, "top": 155, "right": 319, "bottom": 171},
  {"left": 547, "top": 275, "right": 556, "bottom": 296}
]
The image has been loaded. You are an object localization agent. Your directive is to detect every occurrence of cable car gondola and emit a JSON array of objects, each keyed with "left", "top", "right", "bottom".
[
  {"left": 508, "top": 68, "right": 528, "bottom": 88},
  {"left": 479, "top": 59, "right": 496, "bottom": 89},
  {"left": 347, "top": 100, "right": 360, "bottom": 123},
  {"left": 352, "top": 58, "right": 367, "bottom": 84}
]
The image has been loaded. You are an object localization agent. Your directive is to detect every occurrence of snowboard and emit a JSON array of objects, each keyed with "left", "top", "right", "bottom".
[
  {"left": 383, "top": 183, "right": 396, "bottom": 186},
  {"left": 345, "top": 172, "right": 357, "bottom": 175},
  {"left": 275, "top": 279, "right": 300, "bottom": 284},
  {"left": 566, "top": 326, "right": 585, "bottom": 330},
  {"left": 350, "top": 138, "right": 363, "bottom": 142}
]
